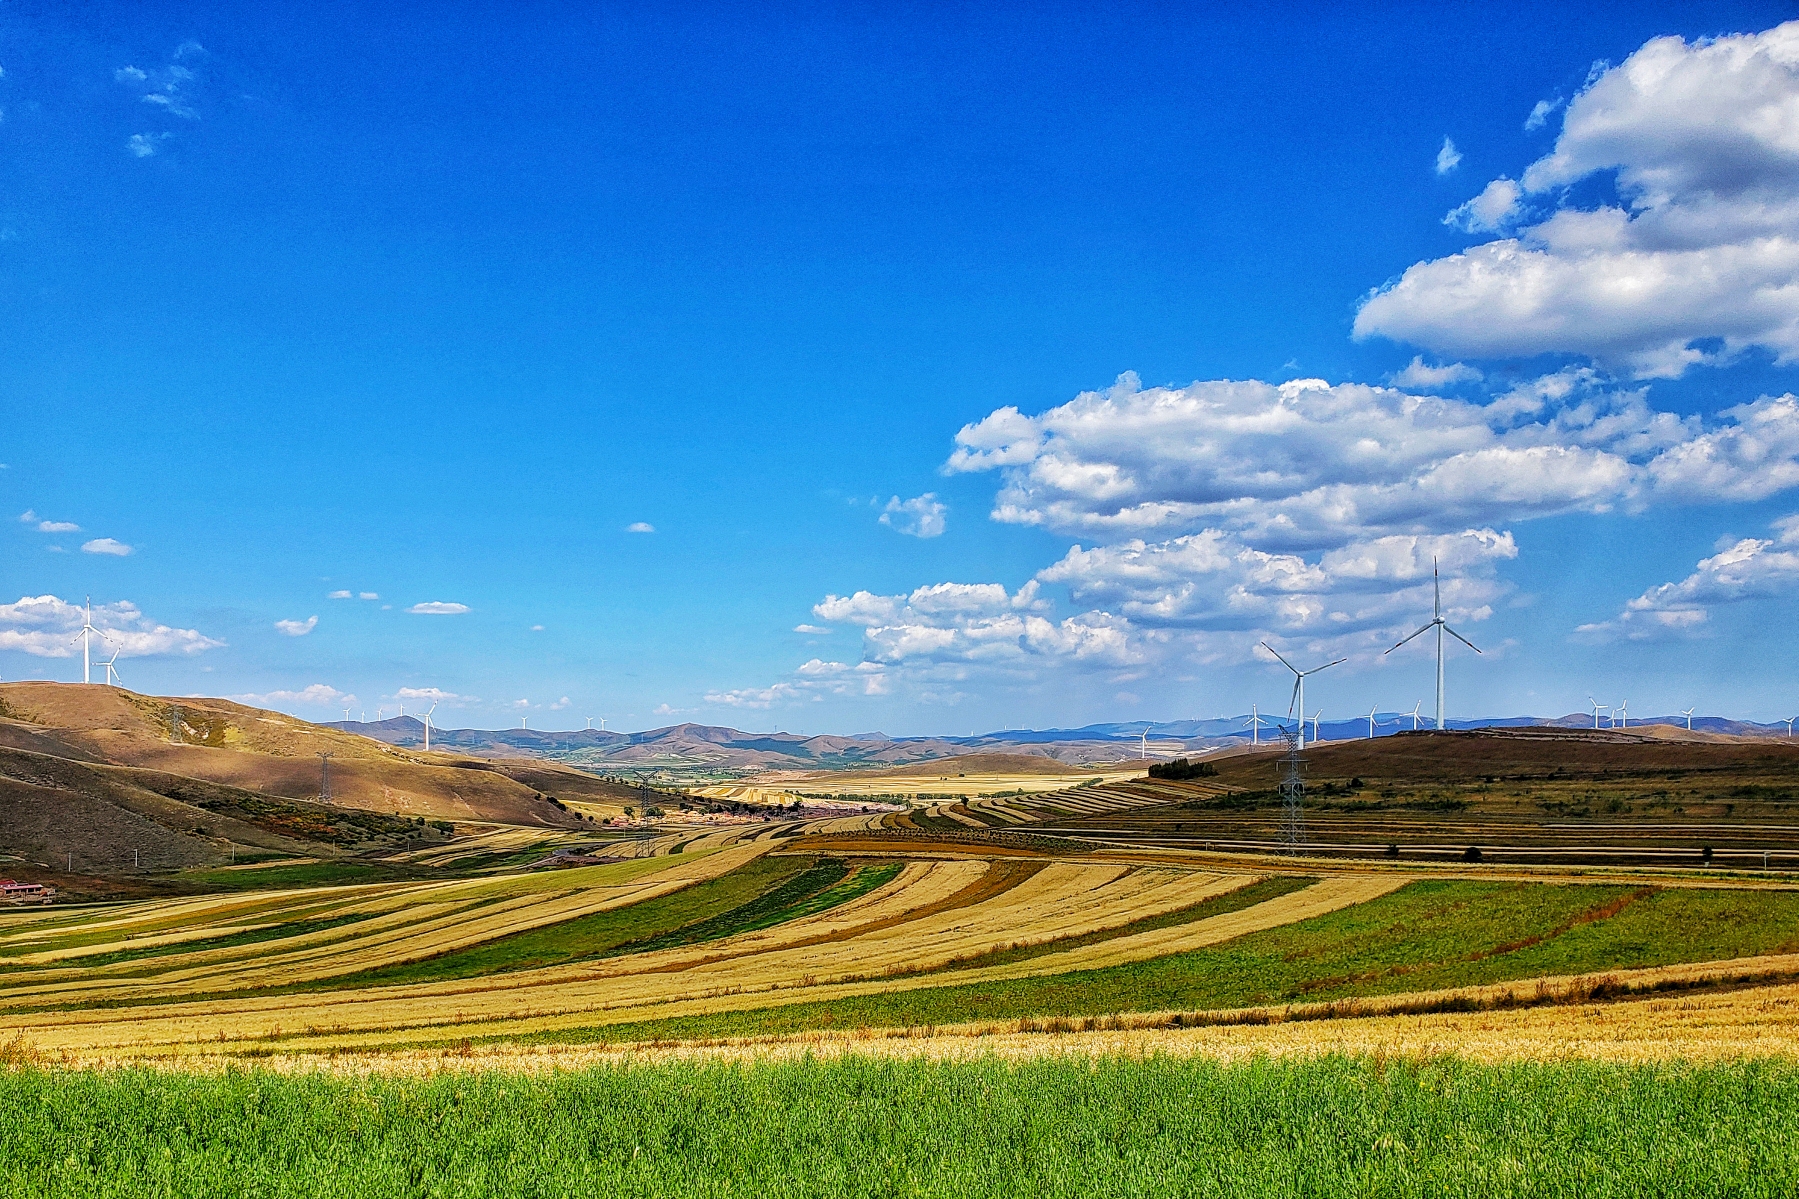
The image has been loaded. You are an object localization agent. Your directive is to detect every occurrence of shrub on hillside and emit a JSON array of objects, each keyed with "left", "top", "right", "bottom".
[{"left": 1149, "top": 758, "right": 1218, "bottom": 781}]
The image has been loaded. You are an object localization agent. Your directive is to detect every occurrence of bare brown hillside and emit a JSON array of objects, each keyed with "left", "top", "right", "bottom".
[{"left": 0, "top": 683, "right": 591, "bottom": 849}]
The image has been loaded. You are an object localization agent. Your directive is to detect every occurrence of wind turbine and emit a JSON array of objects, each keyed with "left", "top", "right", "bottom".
[
  {"left": 422, "top": 701, "right": 438, "bottom": 752},
  {"left": 1408, "top": 701, "right": 1422, "bottom": 731},
  {"left": 71, "top": 597, "right": 104, "bottom": 685},
  {"left": 1589, "top": 697, "right": 1609, "bottom": 729},
  {"left": 1139, "top": 725, "right": 1150, "bottom": 761},
  {"left": 1259, "top": 643, "right": 1345, "bottom": 750},
  {"left": 1682, "top": 706, "right": 1695, "bottom": 731},
  {"left": 1385, "top": 560, "right": 1482, "bottom": 730},
  {"left": 1367, "top": 706, "right": 1378, "bottom": 739},
  {"left": 1242, "top": 704, "right": 1271, "bottom": 746},
  {"left": 99, "top": 646, "right": 122, "bottom": 688},
  {"left": 1615, "top": 699, "right": 1629, "bottom": 729},
  {"left": 1785, "top": 716, "right": 1795, "bottom": 738},
  {"left": 1311, "top": 709, "right": 1323, "bottom": 744}
]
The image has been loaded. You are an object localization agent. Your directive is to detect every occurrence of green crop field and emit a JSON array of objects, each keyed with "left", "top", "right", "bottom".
[
  {"left": 536, "top": 879, "right": 1799, "bottom": 1045},
  {"left": 2, "top": 1056, "right": 1795, "bottom": 1197}
]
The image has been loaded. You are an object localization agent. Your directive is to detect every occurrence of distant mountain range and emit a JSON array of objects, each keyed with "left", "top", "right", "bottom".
[{"left": 324, "top": 711, "right": 1799, "bottom": 777}]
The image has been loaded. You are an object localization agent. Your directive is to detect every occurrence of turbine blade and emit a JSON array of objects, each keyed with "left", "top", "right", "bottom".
[
  {"left": 1259, "top": 641, "right": 1300, "bottom": 673},
  {"left": 1314, "top": 656, "right": 1348, "bottom": 674},
  {"left": 1385, "top": 622, "right": 1434, "bottom": 653},
  {"left": 1287, "top": 678, "right": 1300, "bottom": 717},
  {"left": 1441, "top": 624, "right": 1482, "bottom": 654}
]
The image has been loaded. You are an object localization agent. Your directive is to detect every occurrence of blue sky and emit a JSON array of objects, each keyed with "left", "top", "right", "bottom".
[{"left": 6, "top": 2, "right": 1799, "bottom": 733}]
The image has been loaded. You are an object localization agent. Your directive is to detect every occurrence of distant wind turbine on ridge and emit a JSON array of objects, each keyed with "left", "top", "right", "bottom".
[
  {"left": 1682, "top": 706, "right": 1695, "bottom": 731},
  {"left": 1589, "top": 697, "right": 1609, "bottom": 729},
  {"left": 1385, "top": 560, "right": 1482, "bottom": 730},
  {"left": 72, "top": 597, "right": 105, "bottom": 685},
  {"left": 1408, "top": 701, "right": 1422, "bottom": 731},
  {"left": 1367, "top": 706, "right": 1378, "bottom": 739},
  {"left": 1242, "top": 704, "right": 1271, "bottom": 746},
  {"left": 99, "top": 646, "right": 122, "bottom": 688},
  {"left": 422, "top": 701, "right": 438, "bottom": 752},
  {"left": 1259, "top": 643, "right": 1345, "bottom": 750}
]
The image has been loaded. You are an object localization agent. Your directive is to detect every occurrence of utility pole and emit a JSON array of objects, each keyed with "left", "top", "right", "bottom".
[
  {"left": 317, "top": 751, "right": 334, "bottom": 802},
  {"left": 1278, "top": 730, "right": 1306, "bottom": 855}
]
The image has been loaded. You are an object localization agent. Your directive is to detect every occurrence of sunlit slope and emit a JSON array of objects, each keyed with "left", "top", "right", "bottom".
[{"left": 0, "top": 682, "right": 587, "bottom": 831}]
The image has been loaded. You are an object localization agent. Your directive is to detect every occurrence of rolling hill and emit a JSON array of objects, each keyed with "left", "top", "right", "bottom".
[{"left": 0, "top": 682, "right": 600, "bottom": 883}]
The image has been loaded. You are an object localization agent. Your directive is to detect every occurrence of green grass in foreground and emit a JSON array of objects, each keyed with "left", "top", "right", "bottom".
[
  {"left": 548, "top": 879, "right": 1799, "bottom": 1044},
  {"left": 2, "top": 1057, "right": 1795, "bottom": 1197}
]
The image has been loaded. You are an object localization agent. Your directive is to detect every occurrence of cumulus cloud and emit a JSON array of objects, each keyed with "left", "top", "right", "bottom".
[
  {"left": 1359, "top": 21, "right": 1799, "bottom": 377},
  {"left": 940, "top": 371, "right": 1796, "bottom": 548},
  {"left": 359, "top": 591, "right": 378, "bottom": 600},
  {"left": 407, "top": 601, "right": 469, "bottom": 615},
  {"left": 328, "top": 590, "right": 352, "bottom": 599},
  {"left": 1435, "top": 136, "right": 1463, "bottom": 174},
  {"left": 1390, "top": 357, "right": 1483, "bottom": 389},
  {"left": 549, "top": 696, "right": 571, "bottom": 710},
  {"left": 274, "top": 615, "right": 318, "bottom": 637},
  {"left": 1441, "top": 178, "right": 1522, "bottom": 233},
  {"left": 793, "top": 623, "right": 833, "bottom": 635},
  {"left": 1577, "top": 514, "right": 1799, "bottom": 640},
  {"left": 126, "top": 133, "right": 169, "bottom": 158},
  {"left": 230, "top": 684, "right": 354, "bottom": 709},
  {"left": 35, "top": 520, "right": 79, "bottom": 533},
  {"left": 627, "top": 522, "right": 655, "bottom": 534},
  {"left": 81, "top": 538, "right": 132, "bottom": 556},
  {"left": 0, "top": 595, "right": 223, "bottom": 658},
  {"left": 879, "top": 493, "right": 948, "bottom": 538},
  {"left": 394, "top": 686, "right": 476, "bottom": 705}
]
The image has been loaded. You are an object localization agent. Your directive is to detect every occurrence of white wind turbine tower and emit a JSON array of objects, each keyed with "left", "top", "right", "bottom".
[
  {"left": 1139, "top": 725, "right": 1151, "bottom": 761},
  {"left": 1615, "top": 699, "right": 1629, "bottom": 729},
  {"left": 1682, "top": 706, "right": 1695, "bottom": 731},
  {"left": 422, "top": 701, "right": 438, "bottom": 752},
  {"left": 1408, "top": 701, "right": 1422, "bottom": 731},
  {"left": 1242, "top": 704, "right": 1271, "bottom": 746},
  {"left": 1259, "top": 643, "right": 1345, "bottom": 750},
  {"left": 1367, "top": 706, "right": 1378, "bottom": 739},
  {"left": 1385, "top": 560, "right": 1482, "bottom": 730},
  {"left": 99, "top": 646, "right": 122, "bottom": 688},
  {"left": 1589, "top": 697, "right": 1609, "bottom": 729},
  {"left": 72, "top": 597, "right": 104, "bottom": 685},
  {"left": 1311, "top": 709, "right": 1323, "bottom": 744}
]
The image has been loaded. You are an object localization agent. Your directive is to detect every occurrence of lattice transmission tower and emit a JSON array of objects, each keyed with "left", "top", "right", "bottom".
[{"left": 1278, "top": 729, "right": 1306, "bottom": 854}]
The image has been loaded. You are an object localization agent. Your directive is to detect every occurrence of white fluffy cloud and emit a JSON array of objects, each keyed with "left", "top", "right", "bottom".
[
  {"left": 942, "top": 371, "right": 1794, "bottom": 549},
  {"left": 81, "top": 538, "right": 132, "bottom": 556},
  {"left": 328, "top": 590, "right": 352, "bottom": 599},
  {"left": 407, "top": 601, "right": 469, "bottom": 615},
  {"left": 230, "top": 684, "right": 354, "bottom": 710},
  {"left": 394, "top": 686, "right": 477, "bottom": 705},
  {"left": 274, "top": 616, "right": 318, "bottom": 637},
  {"left": 627, "top": 522, "right": 655, "bottom": 534},
  {"left": 1038, "top": 528, "right": 1515, "bottom": 634},
  {"left": 0, "top": 595, "right": 223, "bottom": 658},
  {"left": 1578, "top": 515, "right": 1799, "bottom": 640},
  {"left": 1390, "top": 357, "right": 1482, "bottom": 389},
  {"left": 879, "top": 493, "right": 948, "bottom": 538},
  {"left": 1359, "top": 21, "right": 1799, "bottom": 377},
  {"left": 1435, "top": 136, "right": 1462, "bottom": 175}
]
